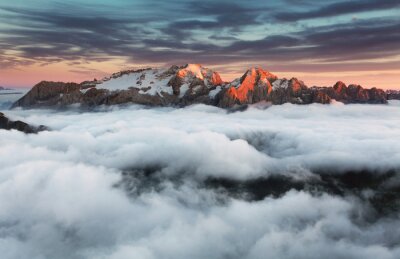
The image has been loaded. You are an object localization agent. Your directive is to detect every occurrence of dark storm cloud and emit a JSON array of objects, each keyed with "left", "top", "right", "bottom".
[
  {"left": 188, "top": 1, "right": 263, "bottom": 27},
  {"left": 226, "top": 35, "right": 301, "bottom": 52},
  {"left": 157, "top": 1, "right": 266, "bottom": 44},
  {"left": 0, "top": 0, "right": 399, "bottom": 71},
  {"left": 0, "top": 4, "right": 151, "bottom": 64},
  {"left": 132, "top": 17, "right": 400, "bottom": 71},
  {"left": 218, "top": 18, "right": 400, "bottom": 62},
  {"left": 275, "top": 0, "right": 400, "bottom": 21},
  {"left": 303, "top": 21, "right": 400, "bottom": 60}
]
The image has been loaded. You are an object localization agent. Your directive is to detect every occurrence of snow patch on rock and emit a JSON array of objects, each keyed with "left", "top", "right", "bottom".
[
  {"left": 209, "top": 86, "right": 222, "bottom": 98},
  {"left": 272, "top": 79, "right": 290, "bottom": 90},
  {"left": 96, "top": 69, "right": 174, "bottom": 96}
]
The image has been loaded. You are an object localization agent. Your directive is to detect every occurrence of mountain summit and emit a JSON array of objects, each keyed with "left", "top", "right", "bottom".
[
  {"left": 11, "top": 64, "right": 387, "bottom": 109},
  {"left": 219, "top": 67, "right": 277, "bottom": 107}
]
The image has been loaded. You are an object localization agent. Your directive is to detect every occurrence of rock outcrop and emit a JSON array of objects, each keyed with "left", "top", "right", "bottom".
[
  {"left": 11, "top": 81, "right": 82, "bottom": 108},
  {"left": 387, "top": 90, "right": 400, "bottom": 100},
  {"left": 167, "top": 64, "right": 223, "bottom": 105},
  {"left": 320, "top": 81, "right": 387, "bottom": 104},
  {"left": 270, "top": 78, "right": 315, "bottom": 105},
  {"left": 0, "top": 112, "right": 48, "bottom": 133},
  {"left": 11, "top": 64, "right": 388, "bottom": 109},
  {"left": 217, "top": 69, "right": 385, "bottom": 107},
  {"left": 218, "top": 68, "right": 276, "bottom": 107}
]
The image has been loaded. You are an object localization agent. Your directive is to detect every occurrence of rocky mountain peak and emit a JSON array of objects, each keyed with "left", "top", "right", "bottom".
[
  {"left": 289, "top": 78, "right": 306, "bottom": 91},
  {"left": 167, "top": 64, "right": 223, "bottom": 96},
  {"left": 218, "top": 67, "right": 276, "bottom": 107},
  {"left": 333, "top": 81, "right": 347, "bottom": 93},
  {"left": 177, "top": 64, "right": 205, "bottom": 80},
  {"left": 175, "top": 64, "right": 223, "bottom": 85},
  {"left": 241, "top": 67, "right": 278, "bottom": 83}
]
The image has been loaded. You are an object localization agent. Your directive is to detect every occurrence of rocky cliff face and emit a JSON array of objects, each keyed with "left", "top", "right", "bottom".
[
  {"left": 217, "top": 69, "right": 385, "bottom": 107},
  {"left": 320, "top": 81, "right": 387, "bottom": 104},
  {"left": 167, "top": 64, "right": 223, "bottom": 105},
  {"left": 11, "top": 64, "right": 387, "bottom": 109},
  {"left": 0, "top": 112, "right": 48, "bottom": 133},
  {"left": 387, "top": 90, "right": 400, "bottom": 100},
  {"left": 11, "top": 81, "right": 82, "bottom": 108},
  {"left": 218, "top": 68, "right": 275, "bottom": 107},
  {"left": 266, "top": 77, "right": 335, "bottom": 105}
]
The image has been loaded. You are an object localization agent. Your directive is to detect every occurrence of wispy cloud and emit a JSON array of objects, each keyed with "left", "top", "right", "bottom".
[
  {"left": 275, "top": 0, "right": 400, "bottom": 21},
  {"left": 0, "top": 0, "right": 399, "bottom": 86}
]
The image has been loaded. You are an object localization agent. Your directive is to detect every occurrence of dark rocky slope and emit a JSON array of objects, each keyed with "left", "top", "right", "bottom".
[
  {"left": 387, "top": 90, "right": 400, "bottom": 100},
  {"left": 0, "top": 112, "right": 48, "bottom": 133}
]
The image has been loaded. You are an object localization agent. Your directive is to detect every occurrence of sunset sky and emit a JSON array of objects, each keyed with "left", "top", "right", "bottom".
[{"left": 0, "top": 0, "right": 399, "bottom": 89}]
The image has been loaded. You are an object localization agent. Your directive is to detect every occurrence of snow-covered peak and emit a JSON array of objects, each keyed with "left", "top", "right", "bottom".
[
  {"left": 170, "top": 64, "right": 223, "bottom": 90},
  {"left": 86, "top": 64, "right": 223, "bottom": 98},
  {"left": 272, "top": 79, "right": 290, "bottom": 90},
  {"left": 93, "top": 68, "right": 174, "bottom": 96},
  {"left": 272, "top": 78, "right": 305, "bottom": 91},
  {"left": 175, "top": 64, "right": 223, "bottom": 86},
  {"left": 177, "top": 64, "right": 205, "bottom": 80}
]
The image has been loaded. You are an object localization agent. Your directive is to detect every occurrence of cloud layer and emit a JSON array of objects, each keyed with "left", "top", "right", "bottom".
[{"left": 1, "top": 101, "right": 400, "bottom": 258}]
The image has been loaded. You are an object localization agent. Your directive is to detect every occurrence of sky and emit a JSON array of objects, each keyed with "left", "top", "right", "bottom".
[{"left": 0, "top": 0, "right": 399, "bottom": 89}]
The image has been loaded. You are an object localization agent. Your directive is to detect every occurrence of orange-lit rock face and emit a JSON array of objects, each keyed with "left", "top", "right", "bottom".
[
  {"left": 176, "top": 64, "right": 206, "bottom": 80},
  {"left": 226, "top": 67, "right": 276, "bottom": 102},
  {"left": 167, "top": 64, "right": 224, "bottom": 97},
  {"left": 175, "top": 64, "right": 223, "bottom": 87},
  {"left": 211, "top": 72, "right": 223, "bottom": 86},
  {"left": 289, "top": 78, "right": 303, "bottom": 92},
  {"left": 333, "top": 81, "right": 347, "bottom": 94}
]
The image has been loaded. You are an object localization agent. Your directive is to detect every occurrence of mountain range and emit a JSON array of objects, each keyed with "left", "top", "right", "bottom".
[{"left": 11, "top": 64, "right": 389, "bottom": 109}]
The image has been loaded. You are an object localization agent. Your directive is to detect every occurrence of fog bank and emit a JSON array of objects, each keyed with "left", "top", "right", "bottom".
[{"left": 1, "top": 101, "right": 400, "bottom": 258}]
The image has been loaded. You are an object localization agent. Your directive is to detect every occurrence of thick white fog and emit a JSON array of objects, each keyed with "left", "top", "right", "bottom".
[{"left": 1, "top": 101, "right": 400, "bottom": 259}]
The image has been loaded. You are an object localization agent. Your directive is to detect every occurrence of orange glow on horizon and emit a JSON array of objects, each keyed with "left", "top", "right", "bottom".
[{"left": 1, "top": 61, "right": 399, "bottom": 90}]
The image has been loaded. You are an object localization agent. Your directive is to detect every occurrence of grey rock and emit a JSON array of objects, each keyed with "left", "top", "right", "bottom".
[
  {"left": 0, "top": 112, "right": 48, "bottom": 134},
  {"left": 387, "top": 90, "right": 400, "bottom": 100}
]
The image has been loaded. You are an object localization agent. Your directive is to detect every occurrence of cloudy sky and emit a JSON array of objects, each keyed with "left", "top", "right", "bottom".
[{"left": 0, "top": 0, "right": 399, "bottom": 88}]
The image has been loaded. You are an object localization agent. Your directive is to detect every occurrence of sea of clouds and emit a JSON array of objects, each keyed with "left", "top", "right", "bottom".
[
  {"left": 1, "top": 100, "right": 400, "bottom": 259},
  {"left": 0, "top": 88, "right": 29, "bottom": 109}
]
